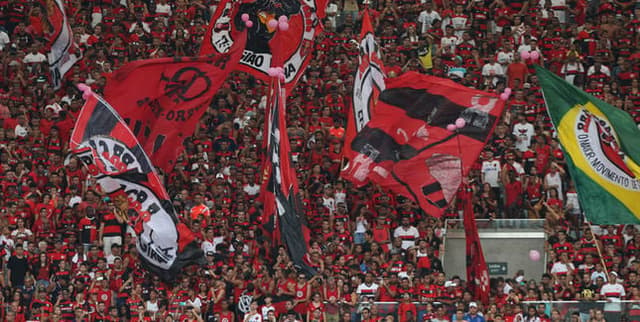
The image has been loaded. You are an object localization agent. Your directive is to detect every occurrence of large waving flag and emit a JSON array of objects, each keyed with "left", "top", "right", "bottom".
[
  {"left": 103, "top": 32, "right": 246, "bottom": 172},
  {"left": 261, "top": 77, "right": 314, "bottom": 274},
  {"left": 45, "top": 0, "right": 82, "bottom": 89},
  {"left": 342, "top": 10, "right": 385, "bottom": 174},
  {"left": 200, "top": 0, "right": 326, "bottom": 92},
  {"left": 70, "top": 91, "right": 204, "bottom": 281},
  {"left": 342, "top": 72, "right": 505, "bottom": 217},
  {"left": 537, "top": 66, "right": 640, "bottom": 224}
]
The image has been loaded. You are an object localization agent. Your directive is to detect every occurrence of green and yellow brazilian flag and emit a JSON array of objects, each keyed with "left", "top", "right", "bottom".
[{"left": 536, "top": 66, "right": 640, "bottom": 224}]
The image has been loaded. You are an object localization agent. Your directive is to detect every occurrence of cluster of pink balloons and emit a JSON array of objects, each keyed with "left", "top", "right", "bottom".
[
  {"left": 240, "top": 13, "right": 254, "bottom": 28},
  {"left": 267, "top": 67, "right": 286, "bottom": 80},
  {"left": 266, "top": 15, "right": 290, "bottom": 31},
  {"left": 77, "top": 83, "right": 93, "bottom": 100},
  {"left": 500, "top": 87, "right": 512, "bottom": 101},
  {"left": 446, "top": 117, "right": 466, "bottom": 132},
  {"left": 520, "top": 50, "right": 540, "bottom": 61}
]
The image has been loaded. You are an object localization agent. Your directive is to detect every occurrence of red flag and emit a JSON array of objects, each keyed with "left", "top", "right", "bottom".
[
  {"left": 200, "top": 0, "right": 326, "bottom": 93},
  {"left": 342, "top": 10, "right": 385, "bottom": 175},
  {"left": 462, "top": 186, "right": 490, "bottom": 304},
  {"left": 341, "top": 72, "right": 505, "bottom": 217},
  {"left": 260, "top": 77, "right": 314, "bottom": 274},
  {"left": 103, "top": 32, "right": 246, "bottom": 172},
  {"left": 70, "top": 94, "right": 203, "bottom": 282}
]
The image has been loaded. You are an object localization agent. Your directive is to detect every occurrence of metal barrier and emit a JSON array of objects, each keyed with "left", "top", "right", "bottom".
[{"left": 332, "top": 301, "right": 640, "bottom": 322}]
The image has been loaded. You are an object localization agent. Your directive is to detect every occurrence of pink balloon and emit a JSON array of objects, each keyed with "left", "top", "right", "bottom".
[
  {"left": 529, "top": 250, "right": 541, "bottom": 261},
  {"left": 530, "top": 51, "right": 540, "bottom": 61},
  {"left": 455, "top": 117, "right": 466, "bottom": 129},
  {"left": 278, "top": 72, "right": 285, "bottom": 81},
  {"left": 279, "top": 22, "right": 289, "bottom": 31},
  {"left": 504, "top": 87, "right": 512, "bottom": 95},
  {"left": 241, "top": 13, "right": 250, "bottom": 22},
  {"left": 267, "top": 67, "right": 278, "bottom": 77},
  {"left": 446, "top": 124, "right": 457, "bottom": 132},
  {"left": 278, "top": 15, "right": 288, "bottom": 23},
  {"left": 520, "top": 51, "right": 531, "bottom": 60},
  {"left": 500, "top": 93, "right": 510, "bottom": 101},
  {"left": 245, "top": 20, "right": 254, "bottom": 28},
  {"left": 275, "top": 67, "right": 284, "bottom": 74},
  {"left": 77, "top": 83, "right": 93, "bottom": 100},
  {"left": 267, "top": 19, "right": 278, "bottom": 29}
]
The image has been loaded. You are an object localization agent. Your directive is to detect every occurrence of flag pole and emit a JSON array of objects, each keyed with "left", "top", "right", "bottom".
[{"left": 588, "top": 223, "right": 609, "bottom": 278}]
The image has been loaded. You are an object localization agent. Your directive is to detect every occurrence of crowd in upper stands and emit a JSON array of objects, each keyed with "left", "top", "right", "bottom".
[{"left": 0, "top": 0, "right": 640, "bottom": 320}]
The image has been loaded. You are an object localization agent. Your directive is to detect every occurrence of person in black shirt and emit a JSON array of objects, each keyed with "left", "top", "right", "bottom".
[{"left": 7, "top": 244, "right": 28, "bottom": 288}]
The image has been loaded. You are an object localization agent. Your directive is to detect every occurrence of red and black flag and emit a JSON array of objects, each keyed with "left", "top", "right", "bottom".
[
  {"left": 70, "top": 93, "right": 203, "bottom": 282},
  {"left": 341, "top": 72, "right": 505, "bottom": 217},
  {"left": 103, "top": 32, "right": 246, "bottom": 172},
  {"left": 45, "top": 0, "right": 82, "bottom": 89},
  {"left": 342, "top": 10, "right": 385, "bottom": 174},
  {"left": 260, "top": 78, "right": 314, "bottom": 274},
  {"left": 461, "top": 186, "right": 490, "bottom": 304},
  {"left": 200, "top": 0, "right": 326, "bottom": 92}
]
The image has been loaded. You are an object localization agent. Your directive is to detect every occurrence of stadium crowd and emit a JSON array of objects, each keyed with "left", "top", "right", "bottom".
[{"left": 1, "top": 0, "right": 640, "bottom": 320}]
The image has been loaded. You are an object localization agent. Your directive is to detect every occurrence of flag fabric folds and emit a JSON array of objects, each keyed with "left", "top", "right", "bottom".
[
  {"left": 341, "top": 72, "right": 505, "bottom": 217},
  {"left": 46, "top": 0, "right": 82, "bottom": 89},
  {"left": 200, "top": 0, "right": 326, "bottom": 92},
  {"left": 461, "top": 186, "right": 490, "bottom": 305},
  {"left": 536, "top": 65, "right": 640, "bottom": 224},
  {"left": 343, "top": 10, "right": 385, "bottom": 168},
  {"left": 103, "top": 32, "right": 246, "bottom": 172},
  {"left": 70, "top": 94, "right": 204, "bottom": 281},
  {"left": 261, "top": 78, "right": 314, "bottom": 274}
]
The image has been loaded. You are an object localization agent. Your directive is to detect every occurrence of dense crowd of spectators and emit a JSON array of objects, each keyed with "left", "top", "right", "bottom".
[{"left": 1, "top": 0, "right": 640, "bottom": 320}]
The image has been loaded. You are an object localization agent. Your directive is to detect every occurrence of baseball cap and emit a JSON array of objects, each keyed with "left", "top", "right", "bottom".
[{"left": 469, "top": 302, "right": 478, "bottom": 308}]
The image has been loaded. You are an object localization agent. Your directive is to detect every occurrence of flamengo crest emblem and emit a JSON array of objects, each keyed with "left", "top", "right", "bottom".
[{"left": 575, "top": 108, "right": 640, "bottom": 190}]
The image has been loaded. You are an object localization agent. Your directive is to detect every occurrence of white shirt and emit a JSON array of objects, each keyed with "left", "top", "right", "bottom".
[
  {"left": 23, "top": 52, "right": 47, "bottom": 64},
  {"left": 601, "top": 283, "right": 625, "bottom": 312},
  {"left": 0, "top": 30, "right": 10, "bottom": 51},
  {"left": 545, "top": 171, "right": 563, "bottom": 200},
  {"left": 243, "top": 183, "right": 261, "bottom": 196},
  {"left": 261, "top": 305, "right": 276, "bottom": 320},
  {"left": 496, "top": 50, "right": 514, "bottom": 68},
  {"left": 201, "top": 236, "right": 224, "bottom": 254},
  {"left": 356, "top": 282, "right": 379, "bottom": 298},
  {"left": 325, "top": 3, "right": 338, "bottom": 29},
  {"left": 394, "top": 226, "right": 420, "bottom": 249},
  {"left": 323, "top": 196, "right": 336, "bottom": 214},
  {"left": 587, "top": 65, "right": 611, "bottom": 77},
  {"left": 145, "top": 300, "right": 159, "bottom": 313},
  {"left": 187, "top": 297, "right": 202, "bottom": 311},
  {"left": 512, "top": 122, "right": 535, "bottom": 152},
  {"left": 418, "top": 10, "right": 441, "bottom": 33},
  {"left": 482, "top": 160, "right": 501, "bottom": 187},
  {"left": 565, "top": 191, "right": 580, "bottom": 214},
  {"left": 561, "top": 62, "right": 584, "bottom": 85},
  {"left": 440, "top": 36, "right": 458, "bottom": 55},
  {"left": 550, "top": 261, "right": 574, "bottom": 275},
  {"left": 155, "top": 3, "right": 172, "bottom": 16}
]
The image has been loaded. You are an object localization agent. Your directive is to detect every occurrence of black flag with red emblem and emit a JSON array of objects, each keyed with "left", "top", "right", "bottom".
[
  {"left": 260, "top": 77, "right": 314, "bottom": 274},
  {"left": 103, "top": 32, "right": 246, "bottom": 172},
  {"left": 70, "top": 94, "right": 204, "bottom": 282}
]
